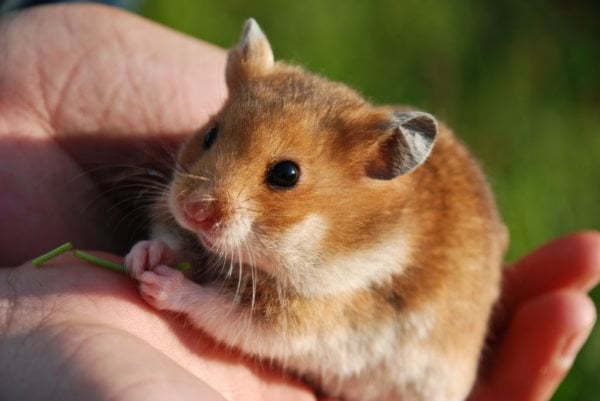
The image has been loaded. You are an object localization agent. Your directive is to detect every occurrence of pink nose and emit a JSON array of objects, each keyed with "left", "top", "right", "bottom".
[{"left": 182, "top": 200, "right": 218, "bottom": 231}]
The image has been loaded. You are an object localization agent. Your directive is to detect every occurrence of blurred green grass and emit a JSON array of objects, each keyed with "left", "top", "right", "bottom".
[{"left": 141, "top": 1, "right": 600, "bottom": 399}]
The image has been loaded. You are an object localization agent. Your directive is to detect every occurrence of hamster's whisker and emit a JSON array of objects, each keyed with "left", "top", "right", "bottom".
[
  {"left": 98, "top": 175, "right": 170, "bottom": 195},
  {"left": 103, "top": 182, "right": 169, "bottom": 195},
  {"left": 238, "top": 193, "right": 262, "bottom": 204},
  {"left": 234, "top": 245, "right": 244, "bottom": 304},
  {"left": 102, "top": 191, "right": 163, "bottom": 213},
  {"left": 175, "top": 171, "right": 212, "bottom": 182},
  {"left": 82, "top": 180, "right": 161, "bottom": 210},
  {"left": 147, "top": 204, "right": 175, "bottom": 221},
  {"left": 109, "top": 207, "right": 153, "bottom": 238},
  {"left": 173, "top": 162, "right": 202, "bottom": 177},
  {"left": 194, "top": 161, "right": 218, "bottom": 182},
  {"left": 197, "top": 196, "right": 217, "bottom": 202},
  {"left": 204, "top": 254, "right": 222, "bottom": 282},
  {"left": 172, "top": 163, "right": 188, "bottom": 175},
  {"left": 243, "top": 240, "right": 258, "bottom": 317},
  {"left": 209, "top": 244, "right": 231, "bottom": 279},
  {"left": 65, "top": 163, "right": 165, "bottom": 187}
]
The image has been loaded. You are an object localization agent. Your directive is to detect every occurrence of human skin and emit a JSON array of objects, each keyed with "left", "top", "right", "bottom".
[{"left": 0, "top": 4, "right": 598, "bottom": 401}]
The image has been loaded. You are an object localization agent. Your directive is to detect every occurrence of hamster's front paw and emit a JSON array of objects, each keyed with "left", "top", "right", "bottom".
[
  {"left": 139, "top": 265, "right": 186, "bottom": 311},
  {"left": 124, "top": 239, "right": 177, "bottom": 279}
]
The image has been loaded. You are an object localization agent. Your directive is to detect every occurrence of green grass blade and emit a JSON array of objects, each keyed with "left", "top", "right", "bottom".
[
  {"left": 174, "top": 261, "right": 191, "bottom": 271},
  {"left": 32, "top": 242, "right": 74, "bottom": 266},
  {"left": 73, "top": 250, "right": 127, "bottom": 273},
  {"left": 72, "top": 249, "right": 191, "bottom": 273}
]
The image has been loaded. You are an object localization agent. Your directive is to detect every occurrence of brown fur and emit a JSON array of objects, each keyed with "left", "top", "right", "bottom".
[{"left": 148, "top": 19, "right": 507, "bottom": 401}]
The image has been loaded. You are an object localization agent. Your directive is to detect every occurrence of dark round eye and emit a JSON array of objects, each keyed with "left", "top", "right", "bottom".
[
  {"left": 267, "top": 161, "right": 300, "bottom": 189},
  {"left": 203, "top": 125, "right": 218, "bottom": 150}
]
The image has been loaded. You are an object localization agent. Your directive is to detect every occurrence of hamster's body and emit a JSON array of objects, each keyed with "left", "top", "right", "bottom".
[{"left": 126, "top": 19, "right": 507, "bottom": 401}]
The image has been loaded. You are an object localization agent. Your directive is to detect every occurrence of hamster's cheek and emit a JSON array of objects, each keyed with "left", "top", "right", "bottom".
[
  {"left": 267, "top": 213, "right": 328, "bottom": 293},
  {"left": 220, "top": 208, "right": 254, "bottom": 247},
  {"left": 277, "top": 213, "right": 327, "bottom": 250}
]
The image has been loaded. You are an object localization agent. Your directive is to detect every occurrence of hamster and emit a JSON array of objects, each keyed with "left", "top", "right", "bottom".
[{"left": 125, "top": 18, "right": 507, "bottom": 401}]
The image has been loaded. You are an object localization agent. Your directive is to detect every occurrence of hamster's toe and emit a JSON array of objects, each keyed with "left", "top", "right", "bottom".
[
  {"left": 138, "top": 265, "right": 185, "bottom": 311},
  {"left": 125, "top": 240, "right": 175, "bottom": 279}
]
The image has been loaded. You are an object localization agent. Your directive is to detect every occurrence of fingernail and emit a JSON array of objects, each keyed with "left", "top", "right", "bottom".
[{"left": 555, "top": 324, "right": 594, "bottom": 370}]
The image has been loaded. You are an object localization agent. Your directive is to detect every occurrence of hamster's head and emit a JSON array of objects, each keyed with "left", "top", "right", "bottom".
[{"left": 168, "top": 19, "right": 439, "bottom": 296}]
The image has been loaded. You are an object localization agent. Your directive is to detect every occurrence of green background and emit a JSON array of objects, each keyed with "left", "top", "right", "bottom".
[{"left": 142, "top": 1, "right": 600, "bottom": 399}]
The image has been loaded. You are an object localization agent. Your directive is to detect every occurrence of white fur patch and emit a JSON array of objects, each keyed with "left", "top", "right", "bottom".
[
  {"left": 280, "top": 226, "right": 412, "bottom": 297},
  {"left": 158, "top": 269, "right": 455, "bottom": 401},
  {"left": 273, "top": 213, "right": 327, "bottom": 285},
  {"left": 215, "top": 205, "right": 253, "bottom": 253},
  {"left": 321, "top": 236, "right": 411, "bottom": 294},
  {"left": 167, "top": 280, "right": 465, "bottom": 401}
]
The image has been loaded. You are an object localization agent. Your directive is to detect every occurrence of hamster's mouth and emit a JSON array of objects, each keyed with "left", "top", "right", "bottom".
[
  {"left": 194, "top": 230, "right": 276, "bottom": 279},
  {"left": 196, "top": 230, "right": 217, "bottom": 250},
  {"left": 170, "top": 198, "right": 270, "bottom": 275},
  {"left": 187, "top": 232, "right": 285, "bottom": 293}
]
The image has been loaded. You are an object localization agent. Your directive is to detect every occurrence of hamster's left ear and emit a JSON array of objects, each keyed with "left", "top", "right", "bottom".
[
  {"left": 226, "top": 18, "right": 275, "bottom": 91},
  {"left": 367, "top": 111, "right": 439, "bottom": 179}
]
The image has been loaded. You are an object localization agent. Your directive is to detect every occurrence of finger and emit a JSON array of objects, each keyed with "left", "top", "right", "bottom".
[
  {"left": 503, "top": 231, "right": 600, "bottom": 310},
  {"left": 472, "top": 290, "right": 596, "bottom": 401}
]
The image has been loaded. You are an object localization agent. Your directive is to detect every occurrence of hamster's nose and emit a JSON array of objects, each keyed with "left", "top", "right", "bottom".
[{"left": 182, "top": 200, "right": 219, "bottom": 231}]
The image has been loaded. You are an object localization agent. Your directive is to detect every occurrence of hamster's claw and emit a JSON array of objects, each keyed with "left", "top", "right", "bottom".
[
  {"left": 124, "top": 239, "right": 175, "bottom": 279},
  {"left": 139, "top": 265, "right": 185, "bottom": 311}
]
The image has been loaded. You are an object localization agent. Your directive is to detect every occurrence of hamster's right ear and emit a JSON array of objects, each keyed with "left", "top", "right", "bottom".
[
  {"left": 226, "top": 18, "right": 275, "bottom": 91},
  {"left": 366, "top": 111, "right": 438, "bottom": 179}
]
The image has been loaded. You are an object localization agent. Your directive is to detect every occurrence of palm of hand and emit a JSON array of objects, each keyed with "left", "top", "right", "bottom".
[
  {"left": 0, "top": 4, "right": 312, "bottom": 401},
  {"left": 0, "top": 3, "right": 226, "bottom": 264},
  {"left": 0, "top": 4, "right": 597, "bottom": 401}
]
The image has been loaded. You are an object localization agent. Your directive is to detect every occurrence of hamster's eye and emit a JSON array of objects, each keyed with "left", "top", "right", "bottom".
[
  {"left": 203, "top": 125, "right": 218, "bottom": 150},
  {"left": 267, "top": 161, "right": 300, "bottom": 189}
]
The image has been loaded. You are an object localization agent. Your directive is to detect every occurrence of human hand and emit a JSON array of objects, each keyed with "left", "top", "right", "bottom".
[
  {"left": 2, "top": 235, "right": 597, "bottom": 401},
  {"left": 469, "top": 232, "right": 599, "bottom": 401},
  {"left": 0, "top": 2, "right": 227, "bottom": 264},
  {"left": 0, "top": 4, "right": 598, "bottom": 401},
  {"left": 0, "top": 254, "right": 315, "bottom": 401},
  {"left": 0, "top": 3, "right": 313, "bottom": 400}
]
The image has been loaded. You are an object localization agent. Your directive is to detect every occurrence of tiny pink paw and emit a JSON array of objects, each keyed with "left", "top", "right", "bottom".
[
  {"left": 139, "top": 265, "right": 185, "bottom": 310},
  {"left": 124, "top": 240, "right": 175, "bottom": 279}
]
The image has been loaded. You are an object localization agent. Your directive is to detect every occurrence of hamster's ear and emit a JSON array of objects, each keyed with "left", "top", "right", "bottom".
[
  {"left": 226, "top": 18, "right": 275, "bottom": 91},
  {"left": 367, "top": 111, "right": 438, "bottom": 179}
]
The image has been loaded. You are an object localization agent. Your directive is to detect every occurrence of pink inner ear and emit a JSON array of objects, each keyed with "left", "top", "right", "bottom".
[
  {"left": 364, "top": 112, "right": 438, "bottom": 180},
  {"left": 365, "top": 133, "right": 405, "bottom": 180}
]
